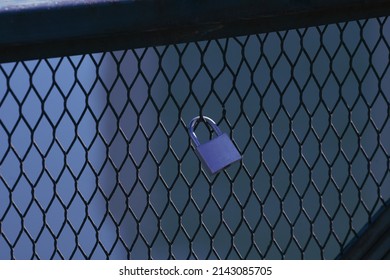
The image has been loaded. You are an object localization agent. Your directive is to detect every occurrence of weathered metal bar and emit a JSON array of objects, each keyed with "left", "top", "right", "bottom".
[
  {"left": 340, "top": 205, "right": 390, "bottom": 259},
  {"left": 1, "top": 0, "right": 390, "bottom": 61}
]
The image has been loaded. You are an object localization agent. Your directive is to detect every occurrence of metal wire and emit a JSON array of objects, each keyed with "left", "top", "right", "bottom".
[{"left": 0, "top": 17, "right": 389, "bottom": 259}]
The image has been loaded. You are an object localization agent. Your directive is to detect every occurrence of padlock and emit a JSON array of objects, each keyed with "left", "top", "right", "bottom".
[{"left": 188, "top": 116, "right": 242, "bottom": 175}]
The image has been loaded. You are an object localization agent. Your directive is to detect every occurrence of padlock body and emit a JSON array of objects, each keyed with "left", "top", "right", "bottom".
[{"left": 195, "top": 133, "right": 241, "bottom": 175}]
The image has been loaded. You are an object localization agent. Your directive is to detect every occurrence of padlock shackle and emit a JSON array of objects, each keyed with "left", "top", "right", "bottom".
[{"left": 188, "top": 116, "right": 223, "bottom": 147}]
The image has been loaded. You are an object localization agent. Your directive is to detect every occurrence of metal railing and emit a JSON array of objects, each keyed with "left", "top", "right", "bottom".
[{"left": 0, "top": 0, "right": 389, "bottom": 259}]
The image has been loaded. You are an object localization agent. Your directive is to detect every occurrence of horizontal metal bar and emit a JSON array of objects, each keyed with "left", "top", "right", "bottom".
[
  {"left": 1, "top": 0, "right": 390, "bottom": 62},
  {"left": 340, "top": 204, "right": 390, "bottom": 259}
]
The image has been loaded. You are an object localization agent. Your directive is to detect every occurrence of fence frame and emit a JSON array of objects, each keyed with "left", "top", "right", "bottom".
[
  {"left": 2, "top": 0, "right": 390, "bottom": 62},
  {"left": 340, "top": 206, "right": 390, "bottom": 259}
]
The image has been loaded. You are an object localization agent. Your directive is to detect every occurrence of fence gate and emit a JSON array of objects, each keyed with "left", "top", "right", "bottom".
[{"left": 0, "top": 0, "right": 389, "bottom": 259}]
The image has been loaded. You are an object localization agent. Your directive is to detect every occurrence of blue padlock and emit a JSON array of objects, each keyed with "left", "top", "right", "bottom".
[{"left": 188, "top": 116, "right": 242, "bottom": 175}]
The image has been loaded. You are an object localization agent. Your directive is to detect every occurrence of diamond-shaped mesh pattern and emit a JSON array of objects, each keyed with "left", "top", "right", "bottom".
[{"left": 0, "top": 17, "right": 389, "bottom": 259}]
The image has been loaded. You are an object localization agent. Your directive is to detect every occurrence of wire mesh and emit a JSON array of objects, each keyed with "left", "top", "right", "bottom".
[{"left": 0, "top": 16, "right": 389, "bottom": 259}]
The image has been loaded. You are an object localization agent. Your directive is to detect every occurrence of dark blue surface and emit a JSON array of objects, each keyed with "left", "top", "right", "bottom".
[{"left": 1, "top": 0, "right": 390, "bottom": 62}]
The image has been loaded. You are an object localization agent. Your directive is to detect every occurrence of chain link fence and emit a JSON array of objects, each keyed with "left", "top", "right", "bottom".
[{"left": 0, "top": 14, "right": 389, "bottom": 259}]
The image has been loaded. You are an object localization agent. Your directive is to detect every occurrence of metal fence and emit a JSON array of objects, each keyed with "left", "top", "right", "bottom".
[{"left": 0, "top": 1, "right": 389, "bottom": 259}]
